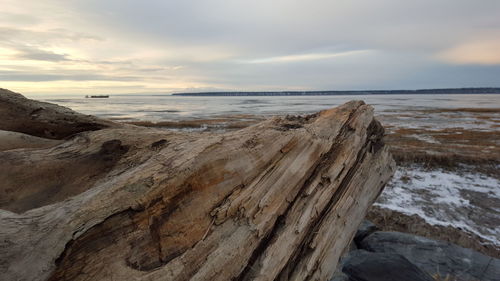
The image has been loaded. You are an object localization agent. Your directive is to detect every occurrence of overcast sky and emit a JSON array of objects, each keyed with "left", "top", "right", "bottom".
[{"left": 1, "top": 0, "right": 500, "bottom": 95}]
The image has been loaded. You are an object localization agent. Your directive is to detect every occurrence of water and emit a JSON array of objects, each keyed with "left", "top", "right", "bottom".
[{"left": 28, "top": 94, "right": 500, "bottom": 122}]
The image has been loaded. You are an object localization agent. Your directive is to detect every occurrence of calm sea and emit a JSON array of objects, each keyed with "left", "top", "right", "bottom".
[{"left": 28, "top": 94, "right": 500, "bottom": 124}]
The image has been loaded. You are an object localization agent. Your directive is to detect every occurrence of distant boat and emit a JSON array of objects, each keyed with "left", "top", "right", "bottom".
[{"left": 85, "top": 95, "right": 109, "bottom": 98}]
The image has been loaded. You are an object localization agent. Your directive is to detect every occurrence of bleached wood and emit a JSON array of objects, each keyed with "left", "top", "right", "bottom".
[{"left": 0, "top": 92, "right": 395, "bottom": 281}]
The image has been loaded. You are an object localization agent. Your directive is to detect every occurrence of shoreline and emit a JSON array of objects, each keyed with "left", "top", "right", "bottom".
[
  {"left": 118, "top": 108, "right": 500, "bottom": 257},
  {"left": 171, "top": 87, "right": 500, "bottom": 96},
  {"left": 1, "top": 88, "right": 498, "bottom": 268}
]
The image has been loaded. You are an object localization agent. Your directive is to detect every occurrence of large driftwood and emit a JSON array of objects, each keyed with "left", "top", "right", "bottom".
[
  {"left": 0, "top": 92, "right": 395, "bottom": 281},
  {"left": 0, "top": 88, "right": 115, "bottom": 139}
]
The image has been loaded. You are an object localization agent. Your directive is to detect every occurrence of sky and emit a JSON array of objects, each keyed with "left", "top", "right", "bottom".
[{"left": 1, "top": 0, "right": 500, "bottom": 95}]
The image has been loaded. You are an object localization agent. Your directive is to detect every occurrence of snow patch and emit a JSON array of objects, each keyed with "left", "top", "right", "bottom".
[
  {"left": 375, "top": 166, "right": 500, "bottom": 246},
  {"left": 408, "top": 134, "right": 441, "bottom": 144}
]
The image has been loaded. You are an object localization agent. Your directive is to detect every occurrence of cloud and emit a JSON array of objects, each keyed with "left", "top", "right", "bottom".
[
  {"left": 239, "top": 50, "right": 371, "bottom": 64},
  {"left": 0, "top": 27, "right": 103, "bottom": 45},
  {"left": 14, "top": 46, "right": 71, "bottom": 62},
  {"left": 0, "top": 12, "right": 40, "bottom": 26},
  {"left": 437, "top": 39, "right": 500, "bottom": 65},
  {"left": 0, "top": 26, "right": 104, "bottom": 63},
  {"left": 1, "top": 0, "right": 500, "bottom": 94},
  {"left": 0, "top": 70, "right": 139, "bottom": 81}
]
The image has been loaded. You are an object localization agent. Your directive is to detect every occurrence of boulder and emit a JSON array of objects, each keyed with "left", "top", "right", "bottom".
[
  {"left": 329, "top": 271, "right": 349, "bottom": 281},
  {"left": 341, "top": 250, "right": 435, "bottom": 281},
  {"left": 354, "top": 220, "right": 378, "bottom": 245},
  {"left": 359, "top": 231, "right": 500, "bottom": 281}
]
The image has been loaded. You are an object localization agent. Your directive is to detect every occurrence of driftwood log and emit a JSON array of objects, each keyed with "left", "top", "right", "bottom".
[
  {"left": 0, "top": 88, "right": 115, "bottom": 139},
  {"left": 0, "top": 90, "right": 395, "bottom": 281}
]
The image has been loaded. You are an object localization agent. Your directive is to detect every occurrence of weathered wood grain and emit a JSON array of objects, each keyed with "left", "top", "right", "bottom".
[{"left": 0, "top": 91, "right": 395, "bottom": 281}]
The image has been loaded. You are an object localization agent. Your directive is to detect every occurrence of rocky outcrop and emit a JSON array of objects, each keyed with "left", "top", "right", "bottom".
[
  {"left": 335, "top": 222, "right": 500, "bottom": 281},
  {"left": 353, "top": 220, "right": 378, "bottom": 245},
  {"left": 341, "top": 250, "right": 435, "bottom": 281},
  {"left": 0, "top": 92, "right": 395, "bottom": 281},
  {"left": 355, "top": 231, "right": 500, "bottom": 281},
  {"left": 0, "top": 88, "right": 115, "bottom": 139}
]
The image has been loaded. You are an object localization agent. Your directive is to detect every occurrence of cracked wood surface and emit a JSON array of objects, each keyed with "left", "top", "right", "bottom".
[
  {"left": 0, "top": 91, "right": 395, "bottom": 281},
  {"left": 0, "top": 88, "right": 115, "bottom": 140}
]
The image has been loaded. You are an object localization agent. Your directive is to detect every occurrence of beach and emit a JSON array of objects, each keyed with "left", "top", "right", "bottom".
[
  {"left": 2, "top": 90, "right": 499, "bottom": 281},
  {"left": 32, "top": 93, "right": 500, "bottom": 256}
]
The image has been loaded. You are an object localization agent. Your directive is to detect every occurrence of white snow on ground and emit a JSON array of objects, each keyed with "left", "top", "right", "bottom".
[
  {"left": 375, "top": 166, "right": 500, "bottom": 246},
  {"left": 408, "top": 134, "right": 441, "bottom": 144},
  {"left": 377, "top": 111, "right": 500, "bottom": 131}
]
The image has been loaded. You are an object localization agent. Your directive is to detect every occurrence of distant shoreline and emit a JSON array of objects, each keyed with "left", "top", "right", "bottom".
[{"left": 172, "top": 87, "right": 500, "bottom": 96}]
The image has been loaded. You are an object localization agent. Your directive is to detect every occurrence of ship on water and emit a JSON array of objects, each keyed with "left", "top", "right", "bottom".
[{"left": 85, "top": 95, "right": 109, "bottom": 98}]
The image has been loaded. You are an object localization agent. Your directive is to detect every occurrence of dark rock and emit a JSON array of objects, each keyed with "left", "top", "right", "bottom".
[
  {"left": 354, "top": 220, "right": 378, "bottom": 245},
  {"left": 359, "top": 231, "right": 500, "bottom": 281},
  {"left": 329, "top": 243, "right": 355, "bottom": 281},
  {"left": 341, "top": 250, "right": 434, "bottom": 281},
  {"left": 348, "top": 241, "right": 358, "bottom": 252},
  {"left": 329, "top": 271, "right": 349, "bottom": 281}
]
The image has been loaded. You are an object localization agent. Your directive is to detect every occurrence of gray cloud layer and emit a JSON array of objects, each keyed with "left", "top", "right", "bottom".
[{"left": 1, "top": 0, "right": 500, "bottom": 93}]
